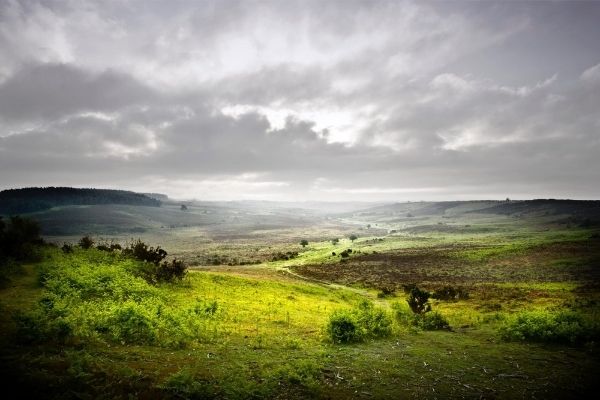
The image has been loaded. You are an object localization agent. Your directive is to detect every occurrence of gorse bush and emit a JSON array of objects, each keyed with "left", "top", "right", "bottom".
[
  {"left": 499, "top": 310, "right": 600, "bottom": 344},
  {"left": 326, "top": 300, "right": 392, "bottom": 343}
]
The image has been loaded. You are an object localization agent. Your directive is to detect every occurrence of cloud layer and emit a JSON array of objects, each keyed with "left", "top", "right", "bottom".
[{"left": 1, "top": 0, "right": 599, "bottom": 200}]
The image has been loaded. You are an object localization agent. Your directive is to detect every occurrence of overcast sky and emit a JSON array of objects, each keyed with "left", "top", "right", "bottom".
[{"left": 1, "top": 0, "right": 599, "bottom": 201}]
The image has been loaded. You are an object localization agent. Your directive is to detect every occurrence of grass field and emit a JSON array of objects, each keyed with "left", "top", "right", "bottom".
[{"left": 1, "top": 200, "right": 599, "bottom": 398}]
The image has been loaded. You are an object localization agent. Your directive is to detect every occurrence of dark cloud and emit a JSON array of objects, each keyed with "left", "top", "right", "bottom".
[{"left": 0, "top": 63, "right": 154, "bottom": 121}]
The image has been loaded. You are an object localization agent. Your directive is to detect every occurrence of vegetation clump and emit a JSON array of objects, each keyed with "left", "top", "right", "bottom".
[
  {"left": 431, "top": 285, "right": 469, "bottom": 301},
  {"left": 407, "top": 286, "right": 432, "bottom": 314},
  {"left": 499, "top": 310, "right": 600, "bottom": 345},
  {"left": 271, "top": 251, "right": 298, "bottom": 261},
  {"left": 326, "top": 300, "right": 392, "bottom": 343},
  {"left": 391, "top": 286, "right": 451, "bottom": 331},
  {"left": 78, "top": 235, "right": 95, "bottom": 249}
]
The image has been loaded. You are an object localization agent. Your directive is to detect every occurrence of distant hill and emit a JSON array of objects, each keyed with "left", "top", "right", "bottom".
[
  {"left": 346, "top": 199, "right": 600, "bottom": 223},
  {"left": 0, "top": 187, "right": 161, "bottom": 215},
  {"left": 470, "top": 199, "right": 600, "bottom": 218}
]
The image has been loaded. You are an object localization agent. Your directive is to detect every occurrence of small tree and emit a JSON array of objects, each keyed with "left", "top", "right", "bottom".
[
  {"left": 349, "top": 234, "right": 358, "bottom": 242},
  {"left": 331, "top": 238, "right": 339, "bottom": 245},
  {"left": 407, "top": 286, "right": 431, "bottom": 314},
  {"left": 180, "top": 204, "right": 188, "bottom": 211},
  {"left": 300, "top": 239, "right": 308, "bottom": 247}
]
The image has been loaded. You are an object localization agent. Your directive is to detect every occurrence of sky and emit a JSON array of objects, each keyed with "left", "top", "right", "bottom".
[{"left": 0, "top": 0, "right": 599, "bottom": 201}]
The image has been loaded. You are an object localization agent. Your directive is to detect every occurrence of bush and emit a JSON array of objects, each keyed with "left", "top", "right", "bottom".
[
  {"left": 499, "top": 310, "right": 600, "bottom": 345},
  {"left": 327, "top": 310, "right": 360, "bottom": 343},
  {"left": 326, "top": 301, "right": 392, "bottom": 343},
  {"left": 61, "top": 243, "right": 73, "bottom": 253},
  {"left": 407, "top": 286, "right": 431, "bottom": 314},
  {"left": 355, "top": 300, "right": 392, "bottom": 338},
  {"left": 123, "top": 239, "right": 167, "bottom": 264},
  {"left": 122, "top": 239, "right": 186, "bottom": 283},
  {"left": 78, "top": 236, "right": 94, "bottom": 249},
  {"left": 414, "top": 312, "right": 451, "bottom": 331},
  {"left": 431, "top": 286, "right": 469, "bottom": 301}
]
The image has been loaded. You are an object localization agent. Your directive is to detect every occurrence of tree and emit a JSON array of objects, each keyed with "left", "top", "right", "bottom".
[
  {"left": 300, "top": 239, "right": 308, "bottom": 247},
  {"left": 180, "top": 204, "right": 188, "bottom": 211},
  {"left": 331, "top": 238, "right": 339, "bottom": 245},
  {"left": 349, "top": 234, "right": 358, "bottom": 242}
]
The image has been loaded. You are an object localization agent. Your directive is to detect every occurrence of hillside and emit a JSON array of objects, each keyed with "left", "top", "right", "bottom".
[{"left": 0, "top": 187, "right": 161, "bottom": 214}]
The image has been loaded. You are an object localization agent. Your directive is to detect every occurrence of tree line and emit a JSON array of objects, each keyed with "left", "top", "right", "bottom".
[{"left": 0, "top": 187, "right": 161, "bottom": 214}]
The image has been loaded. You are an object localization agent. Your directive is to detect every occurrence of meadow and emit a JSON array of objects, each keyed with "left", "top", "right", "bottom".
[{"left": 1, "top": 199, "right": 599, "bottom": 398}]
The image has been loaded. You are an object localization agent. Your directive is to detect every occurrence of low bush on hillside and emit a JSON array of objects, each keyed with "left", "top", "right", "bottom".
[
  {"left": 407, "top": 286, "right": 432, "bottom": 314},
  {"left": 326, "top": 300, "right": 392, "bottom": 343},
  {"left": 391, "top": 302, "right": 451, "bottom": 331},
  {"left": 431, "top": 285, "right": 469, "bottom": 301},
  {"left": 413, "top": 311, "right": 451, "bottom": 330},
  {"left": 499, "top": 310, "right": 600, "bottom": 344},
  {"left": 78, "top": 236, "right": 94, "bottom": 249}
]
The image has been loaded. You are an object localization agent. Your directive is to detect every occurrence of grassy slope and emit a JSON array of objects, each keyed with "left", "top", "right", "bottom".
[{"left": 1, "top": 238, "right": 599, "bottom": 399}]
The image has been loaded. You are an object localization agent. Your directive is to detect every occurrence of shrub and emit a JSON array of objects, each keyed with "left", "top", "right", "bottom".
[
  {"left": 61, "top": 243, "right": 73, "bottom": 253},
  {"left": 499, "top": 310, "right": 600, "bottom": 344},
  {"left": 355, "top": 300, "right": 392, "bottom": 338},
  {"left": 414, "top": 312, "right": 451, "bottom": 331},
  {"left": 123, "top": 239, "right": 167, "bottom": 264},
  {"left": 327, "top": 310, "right": 360, "bottom": 343},
  {"left": 122, "top": 239, "right": 186, "bottom": 283},
  {"left": 431, "top": 285, "right": 469, "bottom": 301},
  {"left": 155, "top": 259, "right": 187, "bottom": 283},
  {"left": 326, "top": 301, "right": 392, "bottom": 343},
  {"left": 78, "top": 236, "right": 94, "bottom": 249},
  {"left": 407, "top": 286, "right": 431, "bottom": 314}
]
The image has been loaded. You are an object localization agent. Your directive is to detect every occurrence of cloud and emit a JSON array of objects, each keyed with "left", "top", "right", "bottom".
[
  {"left": 0, "top": 1, "right": 599, "bottom": 200},
  {"left": 0, "top": 63, "right": 154, "bottom": 122}
]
